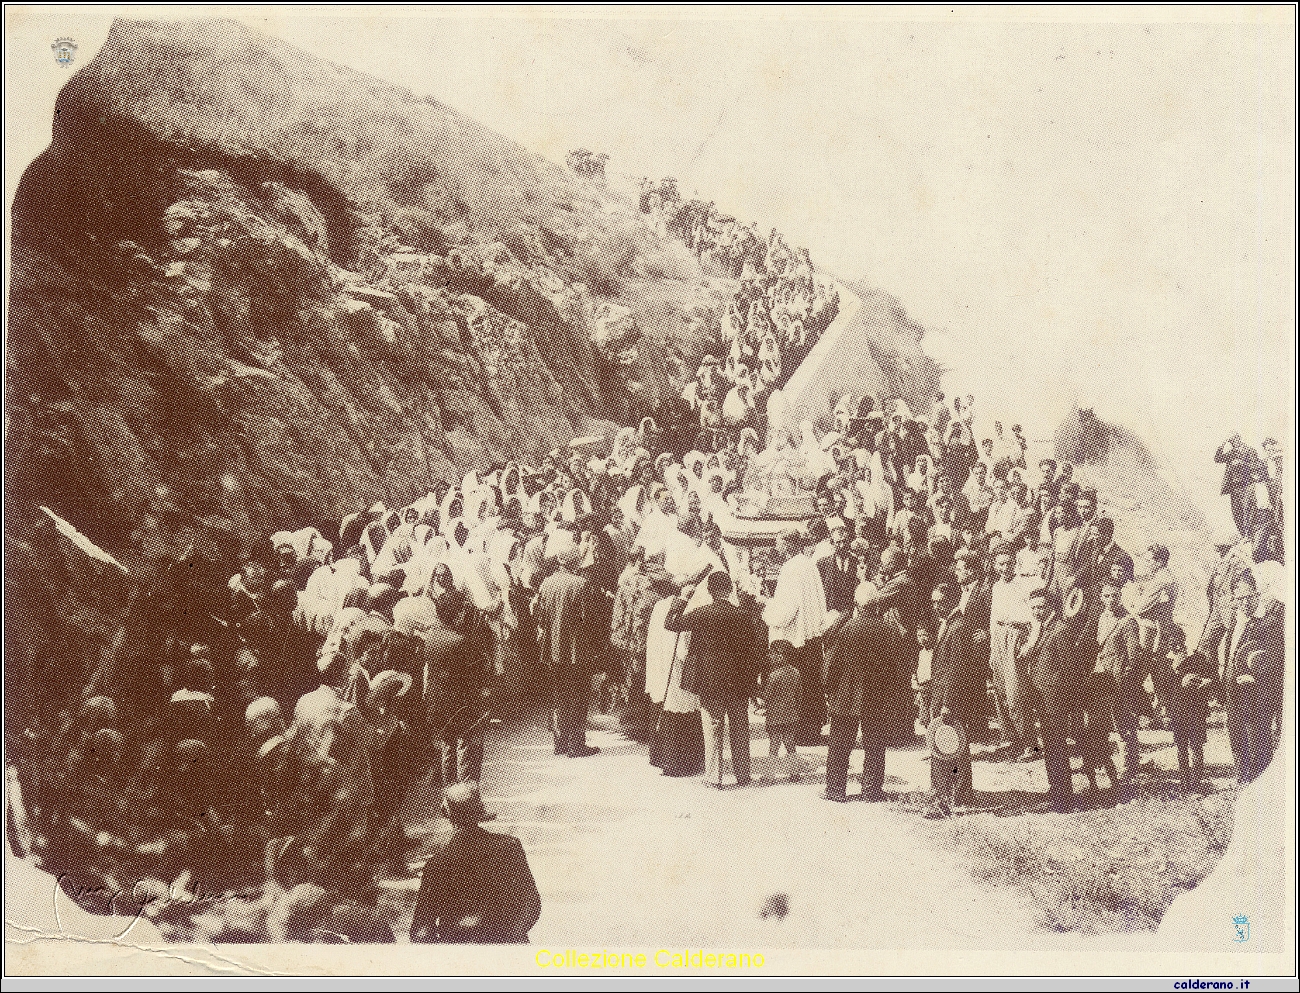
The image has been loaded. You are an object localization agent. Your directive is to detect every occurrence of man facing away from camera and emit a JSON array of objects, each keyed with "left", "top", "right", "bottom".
[
  {"left": 411, "top": 781, "right": 541, "bottom": 944},
  {"left": 664, "top": 570, "right": 760, "bottom": 788}
]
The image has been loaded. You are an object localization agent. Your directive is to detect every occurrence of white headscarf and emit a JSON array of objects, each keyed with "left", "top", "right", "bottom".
[
  {"left": 403, "top": 534, "right": 449, "bottom": 596},
  {"left": 908, "top": 455, "right": 933, "bottom": 495},
  {"left": 439, "top": 489, "right": 464, "bottom": 536},
  {"left": 617, "top": 484, "right": 649, "bottom": 530},
  {"left": 292, "top": 527, "right": 330, "bottom": 564}
]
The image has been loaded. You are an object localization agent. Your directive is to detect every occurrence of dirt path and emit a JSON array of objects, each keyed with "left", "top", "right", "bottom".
[{"left": 386, "top": 703, "right": 1044, "bottom": 948}]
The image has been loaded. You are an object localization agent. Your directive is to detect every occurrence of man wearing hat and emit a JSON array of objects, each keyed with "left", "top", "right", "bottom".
[
  {"left": 411, "top": 781, "right": 542, "bottom": 943},
  {"left": 536, "top": 541, "right": 603, "bottom": 757}
]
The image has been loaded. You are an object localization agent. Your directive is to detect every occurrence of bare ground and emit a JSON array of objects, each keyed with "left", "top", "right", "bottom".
[{"left": 380, "top": 701, "right": 1238, "bottom": 949}]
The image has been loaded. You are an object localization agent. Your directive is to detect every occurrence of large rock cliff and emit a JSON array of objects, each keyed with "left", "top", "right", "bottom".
[{"left": 4, "top": 18, "right": 941, "bottom": 712}]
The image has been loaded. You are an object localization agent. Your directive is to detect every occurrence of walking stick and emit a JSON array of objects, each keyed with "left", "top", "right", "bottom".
[{"left": 654, "top": 630, "right": 684, "bottom": 737}]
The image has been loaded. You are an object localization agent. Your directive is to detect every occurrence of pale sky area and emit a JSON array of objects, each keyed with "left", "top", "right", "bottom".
[{"left": 5, "top": 7, "right": 1296, "bottom": 532}]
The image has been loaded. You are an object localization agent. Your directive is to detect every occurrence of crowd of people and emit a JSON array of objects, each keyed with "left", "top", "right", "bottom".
[
  {"left": 13, "top": 372, "right": 1286, "bottom": 941},
  {"left": 638, "top": 182, "right": 843, "bottom": 448},
  {"left": 639, "top": 177, "right": 765, "bottom": 278}
]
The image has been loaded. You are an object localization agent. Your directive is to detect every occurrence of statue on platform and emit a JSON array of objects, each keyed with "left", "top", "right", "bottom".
[{"left": 732, "top": 389, "right": 823, "bottom": 519}]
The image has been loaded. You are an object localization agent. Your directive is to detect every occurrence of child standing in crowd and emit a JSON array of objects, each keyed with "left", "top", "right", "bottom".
[
  {"left": 762, "top": 640, "right": 804, "bottom": 781},
  {"left": 913, "top": 626, "right": 934, "bottom": 736},
  {"left": 1165, "top": 628, "right": 1215, "bottom": 792}
]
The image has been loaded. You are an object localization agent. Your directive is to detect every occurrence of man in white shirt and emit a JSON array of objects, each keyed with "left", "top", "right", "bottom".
[
  {"left": 988, "top": 543, "right": 1032, "bottom": 757},
  {"left": 985, "top": 478, "right": 1017, "bottom": 539}
]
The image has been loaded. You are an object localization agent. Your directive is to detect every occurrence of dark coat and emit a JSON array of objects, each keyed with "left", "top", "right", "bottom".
[
  {"left": 421, "top": 626, "right": 488, "bottom": 735},
  {"left": 664, "top": 597, "right": 760, "bottom": 701},
  {"left": 411, "top": 826, "right": 541, "bottom": 943},
  {"left": 1219, "top": 599, "right": 1285, "bottom": 698},
  {"left": 929, "top": 610, "right": 985, "bottom": 729},
  {"left": 817, "top": 552, "right": 861, "bottom": 616},
  {"left": 962, "top": 582, "right": 993, "bottom": 638},
  {"left": 823, "top": 614, "right": 903, "bottom": 718},
  {"left": 942, "top": 443, "right": 979, "bottom": 489},
  {"left": 1216, "top": 441, "right": 1265, "bottom": 495},
  {"left": 1023, "top": 614, "right": 1088, "bottom": 715},
  {"left": 536, "top": 570, "right": 601, "bottom": 669}
]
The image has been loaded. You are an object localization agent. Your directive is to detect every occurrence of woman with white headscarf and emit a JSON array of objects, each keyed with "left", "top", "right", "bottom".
[
  {"left": 700, "top": 469, "right": 731, "bottom": 529},
  {"left": 609, "top": 427, "right": 640, "bottom": 473},
  {"left": 635, "top": 485, "right": 678, "bottom": 563},
  {"left": 853, "top": 456, "right": 893, "bottom": 545},
  {"left": 617, "top": 484, "right": 649, "bottom": 534},
  {"left": 560, "top": 488, "right": 592, "bottom": 524},
  {"left": 664, "top": 516, "right": 722, "bottom": 589},
  {"left": 465, "top": 543, "right": 523, "bottom": 701},
  {"left": 299, "top": 560, "right": 343, "bottom": 636},
  {"left": 401, "top": 533, "right": 448, "bottom": 599},
  {"left": 527, "top": 488, "right": 557, "bottom": 525},
  {"left": 499, "top": 462, "right": 527, "bottom": 507},
  {"left": 439, "top": 489, "right": 465, "bottom": 537},
  {"left": 684, "top": 451, "right": 707, "bottom": 486},
  {"left": 908, "top": 454, "right": 935, "bottom": 498},
  {"left": 371, "top": 522, "right": 416, "bottom": 581},
  {"left": 287, "top": 527, "right": 329, "bottom": 566}
]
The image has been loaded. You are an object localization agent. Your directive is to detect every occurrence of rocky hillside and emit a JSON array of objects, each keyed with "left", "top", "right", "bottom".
[
  {"left": 4, "top": 18, "right": 947, "bottom": 562},
  {"left": 1057, "top": 406, "right": 1218, "bottom": 638},
  {"left": 4, "top": 18, "right": 945, "bottom": 712}
]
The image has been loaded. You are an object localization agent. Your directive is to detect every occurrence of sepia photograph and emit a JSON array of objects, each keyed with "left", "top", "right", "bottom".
[{"left": 3, "top": 4, "right": 1295, "bottom": 978}]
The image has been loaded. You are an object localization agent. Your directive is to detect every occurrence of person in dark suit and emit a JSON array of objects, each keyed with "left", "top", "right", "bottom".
[
  {"left": 1089, "top": 516, "right": 1134, "bottom": 595},
  {"left": 1214, "top": 434, "right": 1265, "bottom": 539},
  {"left": 411, "top": 781, "right": 541, "bottom": 944},
  {"left": 817, "top": 517, "right": 860, "bottom": 620},
  {"left": 423, "top": 592, "right": 492, "bottom": 786},
  {"left": 536, "top": 547, "right": 603, "bottom": 757},
  {"left": 1206, "top": 571, "right": 1284, "bottom": 782},
  {"left": 1020, "top": 587, "right": 1087, "bottom": 812},
  {"left": 822, "top": 611, "right": 903, "bottom": 802},
  {"left": 664, "top": 570, "right": 759, "bottom": 787},
  {"left": 953, "top": 550, "right": 992, "bottom": 740},
  {"left": 928, "top": 582, "right": 983, "bottom": 804}
]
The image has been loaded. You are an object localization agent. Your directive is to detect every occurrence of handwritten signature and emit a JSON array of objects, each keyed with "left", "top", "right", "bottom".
[{"left": 53, "top": 873, "right": 262, "bottom": 940}]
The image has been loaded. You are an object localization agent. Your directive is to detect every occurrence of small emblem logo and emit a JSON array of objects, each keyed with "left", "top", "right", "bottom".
[
  {"left": 52, "top": 38, "right": 77, "bottom": 67},
  {"left": 1232, "top": 914, "right": 1250, "bottom": 942}
]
